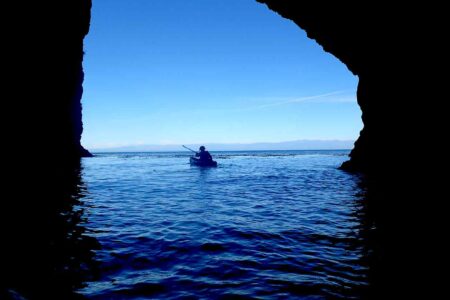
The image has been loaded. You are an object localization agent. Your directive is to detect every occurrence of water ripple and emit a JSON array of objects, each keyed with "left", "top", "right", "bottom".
[{"left": 79, "top": 150, "right": 374, "bottom": 299}]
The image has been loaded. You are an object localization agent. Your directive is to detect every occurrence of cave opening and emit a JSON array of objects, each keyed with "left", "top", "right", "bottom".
[
  {"left": 6, "top": 1, "right": 427, "bottom": 299},
  {"left": 81, "top": 0, "right": 361, "bottom": 153}
]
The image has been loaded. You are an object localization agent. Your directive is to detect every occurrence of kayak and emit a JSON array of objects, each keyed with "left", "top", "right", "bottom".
[{"left": 190, "top": 156, "right": 217, "bottom": 167}]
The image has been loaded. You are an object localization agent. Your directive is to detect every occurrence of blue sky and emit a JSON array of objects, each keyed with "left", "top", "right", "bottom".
[{"left": 81, "top": 0, "right": 361, "bottom": 149}]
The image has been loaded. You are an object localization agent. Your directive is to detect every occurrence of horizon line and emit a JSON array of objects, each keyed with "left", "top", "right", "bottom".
[
  {"left": 90, "top": 148, "right": 353, "bottom": 153},
  {"left": 86, "top": 139, "right": 356, "bottom": 151}
]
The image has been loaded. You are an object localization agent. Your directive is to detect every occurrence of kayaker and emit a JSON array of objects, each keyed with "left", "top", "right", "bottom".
[{"left": 196, "top": 146, "right": 213, "bottom": 162}]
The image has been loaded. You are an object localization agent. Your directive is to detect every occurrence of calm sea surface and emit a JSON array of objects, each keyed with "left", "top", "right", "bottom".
[{"left": 76, "top": 150, "right": 374, "bottom": 299}]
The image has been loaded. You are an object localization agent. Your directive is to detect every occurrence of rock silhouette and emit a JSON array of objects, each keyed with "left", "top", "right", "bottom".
[{"left": 3, "top": 1, "right": 438, "bottom": 298}]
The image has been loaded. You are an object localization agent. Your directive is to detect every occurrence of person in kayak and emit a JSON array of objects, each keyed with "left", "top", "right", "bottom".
[{"left": 195, "top": 146, "right": 213, "bottom": 162}]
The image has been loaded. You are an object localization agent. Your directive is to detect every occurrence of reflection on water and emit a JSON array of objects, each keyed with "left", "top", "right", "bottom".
[
  {"left": 2, "top": 160, "right": 100, "bottom": 300},
  {"left": 1, "top": 151, "right": 382, "bottom": 299}
]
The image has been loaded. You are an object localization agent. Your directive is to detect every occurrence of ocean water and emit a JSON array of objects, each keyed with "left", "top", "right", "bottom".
[{"left": 76, "top": 150, "right": 374, "bottom": 299}]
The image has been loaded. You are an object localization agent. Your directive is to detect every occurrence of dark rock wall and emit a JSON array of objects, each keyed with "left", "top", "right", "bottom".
[
  {"left": 8, "top": 0, "right": 93, "bottom": 159},
  {"left": 56, "top": 0, "right": 93, "bottom": 157}
]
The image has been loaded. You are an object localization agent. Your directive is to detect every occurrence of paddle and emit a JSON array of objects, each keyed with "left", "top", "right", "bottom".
[{"left": 182, "top": 145, "right": 197, "bottom": 153}]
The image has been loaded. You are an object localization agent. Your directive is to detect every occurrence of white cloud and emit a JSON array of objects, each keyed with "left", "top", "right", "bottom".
[{"left": 254, "top": 90, "right": 356, "bottom": 109}]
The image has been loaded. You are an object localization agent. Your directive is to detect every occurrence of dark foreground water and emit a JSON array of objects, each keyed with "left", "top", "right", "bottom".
[{"left": 73, "top": 150, "right": 375, "bottom": 299}]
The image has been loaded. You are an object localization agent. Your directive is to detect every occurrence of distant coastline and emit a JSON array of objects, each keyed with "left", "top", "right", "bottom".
[{"left": 88, "top": 139, "right": 355, "bottom": 153}]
